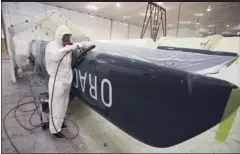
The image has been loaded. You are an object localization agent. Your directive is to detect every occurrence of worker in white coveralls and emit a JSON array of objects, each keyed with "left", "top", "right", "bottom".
[{"left": 45, "top": 25, "right": 78, "bottom": 138}]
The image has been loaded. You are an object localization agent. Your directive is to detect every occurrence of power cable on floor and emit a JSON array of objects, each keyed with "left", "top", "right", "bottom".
[{"left": 3, "top": 73, "right": 79, "bottom": 154}]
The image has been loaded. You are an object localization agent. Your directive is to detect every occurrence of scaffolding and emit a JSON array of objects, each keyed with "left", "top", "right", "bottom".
[{"left": 140, "top": 2, "right": 167, "bottom": 41}]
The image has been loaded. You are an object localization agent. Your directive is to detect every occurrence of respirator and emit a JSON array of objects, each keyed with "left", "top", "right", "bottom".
[{"left": 62, "top": 34, "right": 73, "bottom": 47}]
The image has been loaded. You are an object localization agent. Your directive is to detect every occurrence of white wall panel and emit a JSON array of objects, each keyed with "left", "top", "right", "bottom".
[
  {"left": 112, "top": 21, "right": 128, "bottom": 40},
  {"left": 44, "top": 4, "right": 60, "bottom": 13},
  {"left": 166, "top": 29, "right": 198, "bottom": 38},
  {"left": 142, "top": 28, "right": 151, "bottom": 38},
  {"left": 129, "top": 25, "right": 141, "bottom": 39},
  {"left": 3, "top": 12, "right": 33, "bottom": 27},
  {"left": 68, "top": 10, "right": 110, "bottom": 40},
  {"left": 5, "top": 2, "right": 45, "bottom": 17},
  {"left": 2, "top": 12, "right": 10, "bottom": 28},
  {"left": 58, "top": 7, "right": 69, "bottom": 19},
  {"left": 178, "top": 29, "right": 197, "bottom": 38},
  {"left": 2, "top": 2, "right": 143, "bottom": 41},
  {"left": 2, "top": 2, "right": 8, "bottom": 13}
]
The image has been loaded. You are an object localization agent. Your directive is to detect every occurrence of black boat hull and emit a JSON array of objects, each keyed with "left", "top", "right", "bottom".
[{"left": 71, "top": 53, "right": 238, "bottom": 148}]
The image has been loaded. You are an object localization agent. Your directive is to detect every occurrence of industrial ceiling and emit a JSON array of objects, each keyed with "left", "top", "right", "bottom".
[{"left": 41, "top": 2, "right": 240, "bottom": 36}]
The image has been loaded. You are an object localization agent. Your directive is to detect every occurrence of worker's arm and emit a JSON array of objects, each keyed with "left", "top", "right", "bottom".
[{"left": 51, "top": 44, "right": 78, "bottom": 61}]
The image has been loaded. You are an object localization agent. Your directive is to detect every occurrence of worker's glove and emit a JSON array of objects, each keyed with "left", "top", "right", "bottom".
[
  {"left": 76, "top": 41, "right": 93, "bottom": 48},
  {"left": 68, "top": 44, "right": 79, "bottom": 51},
  {"left": 75, "top": 41, "right": 93, "bottom": 53}
]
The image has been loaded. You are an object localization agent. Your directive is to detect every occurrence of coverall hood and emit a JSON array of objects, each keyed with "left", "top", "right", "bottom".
[{"left": 55, "top": 25, "right": 72, "bottom": 47}]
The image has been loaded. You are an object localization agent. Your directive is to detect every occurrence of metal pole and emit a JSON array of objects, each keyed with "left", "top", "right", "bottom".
[
  {"left": 110, "top": 19, "right": 113, "bottom": 40},
  {"left": 164, "top": 10, "right": 167, "bottom": 36},
  {"left": 154, "top": 8, "right": 161, "bottom": 41},
  {"left": 150, "top": 5, "right": 153, "bottom": 38},
  {"left": 160, "top": 11, "right": 164, "bottom": 38},
  {"left": 127, "top": 24, "right": 130, "bottom": 39},
  {"left": 1, "top": 12, "right": 8, "bottom": 54},
  {"left": 142, "top": 4, "right": 154, "bottom": 39},
  {"left": 153, "top": 6, "right": 158, "bottom": 40},
  {"left": 176, "top": 2, "right": 182, "bottom": 38}
]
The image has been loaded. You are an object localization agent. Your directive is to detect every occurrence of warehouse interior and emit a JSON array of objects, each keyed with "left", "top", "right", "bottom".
[{"left": 1, "top": 2, "right": 240, "bottom": 153}]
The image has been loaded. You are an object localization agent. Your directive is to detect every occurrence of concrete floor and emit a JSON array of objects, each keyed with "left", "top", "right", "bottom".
[{"left": 2, "top": 54, "right": 240, "bottom": 153}]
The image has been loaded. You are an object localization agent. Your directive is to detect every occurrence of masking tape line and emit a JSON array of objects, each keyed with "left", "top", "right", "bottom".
[{"left": 215, "top": 88, "right": 240, "bottom": 142}]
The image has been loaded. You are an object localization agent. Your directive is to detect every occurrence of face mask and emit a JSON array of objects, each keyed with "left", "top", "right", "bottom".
[{"left": 62, "top": 34, "right": 73, "bottom": 47}]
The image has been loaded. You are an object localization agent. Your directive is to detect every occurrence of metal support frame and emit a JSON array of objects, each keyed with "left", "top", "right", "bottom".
[
  {"left": 127, "top": 24, "right": 130, "bottom": 39},
  {"left": 1, "top": 13, "right": 8, "bottom": 54},
  {"left": 214, "top": 26, "right": 217, "bottom": 35},
  {"left": 140, "top": 2, "right": 167, "bottom": 41},
  {"left": 176, "top": 2, "right": 182, "bottom": 38}
]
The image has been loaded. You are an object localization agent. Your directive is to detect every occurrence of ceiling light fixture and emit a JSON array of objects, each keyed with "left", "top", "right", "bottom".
[
  {"left": 89, "top": 13, "right": 94, "bottom": 18},
  {"left": 226, "top": 24, "right": 230, "bottom": 27},
  {"left": 232, "top": 24, "right": 240, "bottom": 30},
  {"left": 222, "top": 31, "right": 230, "bottom": 34},
  {"left": 208, "top": 25, "right": 215, "bottom": 27},
  {"left": 194, "top": 13, "right": 204, "bottom": 17},
  {"left": 207, "top": 5, "right": 211, "bottom": 12},
  {"left": 116, "top": 2, "right": 121, "bottom": 8},
  {"left": 199, "top": 28, "right": 207, "bottom": 31},
  {"left": 86, "top": 5, "right": 98, "bottom": 11},
  {"left": 123, "top": 16, "right": 130, "bottom": 19},
  {"left": 196, "top": 18, "right": 200, "bottom": 25},
  {"left": 180, "top": 21, "right": 192, "bottom": 24},
  {"left": 124, "top": 23, "right": 128, "bottom": 26},
  {"left": 91, "top": 2, "right": 105, "bottom": 4},
  {"left": 140, "top": 13, "right": 150, "bottom": 16},
  {"left": 156, "top": 2, "right": 163, "bottom": 6}
]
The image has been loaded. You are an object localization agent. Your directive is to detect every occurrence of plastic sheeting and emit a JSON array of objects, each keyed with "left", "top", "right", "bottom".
[
  {"left": 88, "top": 41, "right": 238, "bottom": 75},
  {"left": 96, "top": 38, "right": 157, "bottom": 49},
  {"left": 156, "top": 35, "right": 223, "bottom": 50},
  {"left": 214, "top": 37, "right": 240, "bottom": 54},
  {"left": 156, "top": 37, "right": 207, "bottom": 50},
  {"left": 201, "top": 35, "right": 223, "bottom": 50},
  {"left": 9, "top": 11, "right": 90, "bottom": 42},
  {"left": 27, "top": 40, "right": 237, "bottom": 77},
  {"left": 207, "top": 37, "right": 240, "bottom": 87}
]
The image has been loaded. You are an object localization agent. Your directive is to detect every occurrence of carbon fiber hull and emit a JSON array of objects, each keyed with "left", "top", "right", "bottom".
[
  {"left": 28, "top": 41, "right": 239, "bottom": 147},
  {"left": 71, "top": 53, "right": 237, "bottom": 148}
]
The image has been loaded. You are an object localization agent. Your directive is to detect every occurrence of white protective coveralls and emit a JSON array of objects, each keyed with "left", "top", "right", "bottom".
[{"left": 45, "top": 25, "right": 78, "bottom": 134}]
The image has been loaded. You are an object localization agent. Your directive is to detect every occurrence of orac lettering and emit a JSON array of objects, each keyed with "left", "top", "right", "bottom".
[{"left": 73, "top": 68, "right": 113, "bottom": 108}]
